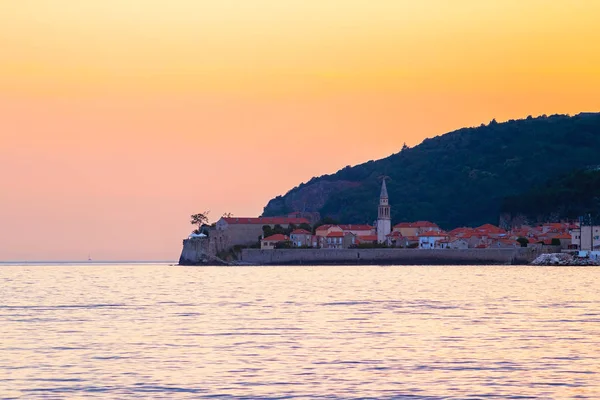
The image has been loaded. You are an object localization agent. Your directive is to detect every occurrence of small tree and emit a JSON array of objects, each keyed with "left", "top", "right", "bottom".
[
  {"left": 191, "top": 212, "right": 210, "bottom": 230},
  {"left": 298, "top": 223, "right": 312, "bottom": 232},
  {"left": 222, "top": 212, "right": 234, "bottom": 218},
  {"left": 262, "top": 225, "right": 274, "bottom": 238},
  {"left": 516, "top": 237, "right": 529, "bottom": 247}
]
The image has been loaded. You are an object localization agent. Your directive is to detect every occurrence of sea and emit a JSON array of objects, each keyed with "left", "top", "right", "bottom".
[{"left": 1, "top": 263, "right": 599, "bottom": 399}]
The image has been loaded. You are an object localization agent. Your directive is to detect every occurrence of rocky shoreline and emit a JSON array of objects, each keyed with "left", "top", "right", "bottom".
[{"left": 531, "top": 253, "right": 599, "bottom": 266}]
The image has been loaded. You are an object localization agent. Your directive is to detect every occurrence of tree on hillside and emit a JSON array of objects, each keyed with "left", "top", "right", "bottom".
[{"left": 222, "top": 212, "right": 234, "bottom": 218}]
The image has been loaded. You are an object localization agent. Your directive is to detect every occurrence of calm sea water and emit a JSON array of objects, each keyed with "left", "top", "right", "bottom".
[{"left": 1, "top": 264, "right": 599, "bottom": 399}]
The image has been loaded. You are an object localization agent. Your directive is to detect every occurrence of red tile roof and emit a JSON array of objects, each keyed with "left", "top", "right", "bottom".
[
  {"left": 555, "top": 233, "right": 572, "bottom": 239},
  {"left": 476, "top": 224, "right": 506, "bottom": 233},
  {"left": 357, "top": 235, "right": 378, "bottom": 242},
  {"left": 326, "top": 232, "right": 345, "bottom": 237},
  {"left": 262, "top": 234, "right": 289, "bottom": 242},
  {"left": 543, "top": 223, "right": 565, "bottom": 229},
  {"left": 449, "top": 227, "right": 473, "bottom": 234},
  {"left": 223, "top": 217, "right": 309, "bottom": 225},
  {"left": 419, "top": 232, "right": 448, "bottom": 237},
  {"left": 315, "top": 224, "right": 336, "bottom": 231}
]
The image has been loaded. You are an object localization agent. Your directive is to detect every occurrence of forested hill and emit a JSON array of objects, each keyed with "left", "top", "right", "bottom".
[
  {"left": 262, "top": 113, "right": 600, "bottom": 229},
  {"left": 501, "top": 168, "right": 600, "bottom": 222}
]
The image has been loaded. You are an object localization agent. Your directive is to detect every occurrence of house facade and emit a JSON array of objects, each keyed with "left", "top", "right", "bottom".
[
  {"left": 339, "top": 224, "right": 374, "bottom": 237},
  {"left": 419, "top": 232, "right": 449, "bottom": 249},
  {"left": 320, "top": 232, "right": 357, "bottom": 249},
  {"left": 448, "top": 238, "right": 469, "bottom": 249},
  {"left": 393, "top": 221, "right": 441, "bottom": 237},
  {"left": 290, "top": 229, "right": 314, "bottom": 247},
  {"left": 261, "top": 234, "right": 289, "bottom": 250},
  {"left": 215, "top": 216, "right": 310, "bottom": 246},
  {"left": 571, "top": 226, "right": 600, "bottom": 250}
]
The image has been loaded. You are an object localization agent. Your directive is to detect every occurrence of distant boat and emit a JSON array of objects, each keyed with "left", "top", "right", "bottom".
[{"left": 88, "top": 254, "right": 92, "bottom": 261}]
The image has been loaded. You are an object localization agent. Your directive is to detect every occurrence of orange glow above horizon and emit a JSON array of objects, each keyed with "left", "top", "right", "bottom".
[{"left": 1, "top": 0, "right": 600, "bottom": 260}]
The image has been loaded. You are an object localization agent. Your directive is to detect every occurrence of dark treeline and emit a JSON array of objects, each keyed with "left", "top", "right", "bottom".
[{"left": 502, "top": 169, "right": 600, "bottom": 221}]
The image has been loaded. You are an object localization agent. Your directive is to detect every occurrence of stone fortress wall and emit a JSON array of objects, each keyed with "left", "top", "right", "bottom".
[{"left": 240, "top": 247, "right": 546, "bottom": 266}]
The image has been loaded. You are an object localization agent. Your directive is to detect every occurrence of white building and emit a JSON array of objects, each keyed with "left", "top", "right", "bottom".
[
  {"left": 571, "top": 226, "right": 600, "bottom": 250},
  {"left": 419, "top": 232, "right": 449, "bottom": 249},
  {"left": 377, "top": 180, "right": 391, "bottom": 243}
]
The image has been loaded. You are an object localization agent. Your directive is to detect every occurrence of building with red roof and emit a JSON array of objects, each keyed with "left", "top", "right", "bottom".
[
  {"left": 338, "top": 224, "right": 374, "bottom": 236},
  {"left": 356, "top": 235, "right": 378, "bottom": 245},
  {"left": 261, "top": 234, "right": 289, "bottom": 250},
  {"left": 318, "top": 231, "right": 357, "bottom": 249},
  {"left": 290, "top": 229, "right": 315, "bottom": 248},
  {"left": 216, "top": 216, "right": 309, "bottom": 247},
  {"left": 315, "top": 225, "right": 343, "bottom": 237},
  {"left": 475, "top": 224, "right": 507, "bottom": 238},
  {"left": 490, "top": 238, "right": 520, "bottom": 248},
  {"left": 393, "top": 221, "right": 441, "bottom": 237},
  {"left": 418, "top": 231, "right": 449, "bottom": 249}
]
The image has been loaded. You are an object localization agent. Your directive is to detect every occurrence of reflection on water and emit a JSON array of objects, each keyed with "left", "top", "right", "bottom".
[{"left": 1, "top": 265, "right": 599, "bottom": 399}]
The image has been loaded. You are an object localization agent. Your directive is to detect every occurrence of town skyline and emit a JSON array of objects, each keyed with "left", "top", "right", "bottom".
[{"left": 2, "top": 1, "right": 600, "bottom": 261}]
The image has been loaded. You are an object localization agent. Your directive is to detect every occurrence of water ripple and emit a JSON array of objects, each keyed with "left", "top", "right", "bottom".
[{"left": 1, "top": 264, "right": 599, "bottom": 399}]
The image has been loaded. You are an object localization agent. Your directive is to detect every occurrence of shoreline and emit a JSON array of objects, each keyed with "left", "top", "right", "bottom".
[{"left": 179, "top": 247, "right": 548, "bottom": 266}]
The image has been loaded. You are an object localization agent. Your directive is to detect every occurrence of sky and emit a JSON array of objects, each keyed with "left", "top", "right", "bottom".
[{"left": 1, "top": 0, "right": 600, "bottom": 261}]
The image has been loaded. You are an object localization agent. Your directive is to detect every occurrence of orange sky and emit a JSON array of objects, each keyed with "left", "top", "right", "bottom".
[{"left": 1, "top": 0, "right": 600, "bottom": 261}]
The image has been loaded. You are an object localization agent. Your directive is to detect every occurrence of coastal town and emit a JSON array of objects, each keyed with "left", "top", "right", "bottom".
[{"left": 186, "top": 180, "right": 599, "bottom": 261}]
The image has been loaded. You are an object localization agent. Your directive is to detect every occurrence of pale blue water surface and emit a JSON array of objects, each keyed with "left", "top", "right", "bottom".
[{"left": 1, "top": 264, "right": 599, "bottom": 399}]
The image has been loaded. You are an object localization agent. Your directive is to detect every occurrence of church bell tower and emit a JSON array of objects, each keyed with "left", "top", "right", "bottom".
[{"left": 377, "top": 179, "right": 391, "bottom": 243}]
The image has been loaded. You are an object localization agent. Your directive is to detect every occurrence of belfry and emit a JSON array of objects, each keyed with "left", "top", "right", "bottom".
[{"left": 377, "top": 179, "right": 391, "bottom": 243}]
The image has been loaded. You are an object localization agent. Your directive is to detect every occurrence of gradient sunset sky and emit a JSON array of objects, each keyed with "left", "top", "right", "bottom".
[{"left": 1, "top": 0, "right": 599, "bottom": 261}]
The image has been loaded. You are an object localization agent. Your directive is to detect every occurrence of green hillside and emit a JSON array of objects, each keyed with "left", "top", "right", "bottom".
[
  {"left": 262, "top": 113, "right": 600, "bottom": 229},
  {"left": 501, "top": 168, "right": 600, "bottom": 222}
]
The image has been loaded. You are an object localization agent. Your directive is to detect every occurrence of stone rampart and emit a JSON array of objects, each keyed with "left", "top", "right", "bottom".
[
  {"left": 179, "top": 237, "right": 228, "bottom": 266},
  {"left": 240, "top": 248, "right": 539, "bottom": 266}
]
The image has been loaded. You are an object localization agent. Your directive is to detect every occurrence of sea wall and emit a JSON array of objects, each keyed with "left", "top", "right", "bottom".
[
  {"left": 240, "top": 248, "right": 540, "bottom": 266},
  {"left": 179, "top": 238, "right": 210, "bottom": 265},
  {"left": 179, "top": 237, "right": 229, "bottom": 266}
]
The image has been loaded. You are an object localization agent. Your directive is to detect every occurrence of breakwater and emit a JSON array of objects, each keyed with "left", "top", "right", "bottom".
[{"left": 240, "top": 248, "right": 540, "bottom": 266}]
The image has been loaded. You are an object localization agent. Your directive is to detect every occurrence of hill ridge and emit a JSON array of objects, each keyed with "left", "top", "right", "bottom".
[{"left": 262, "top": 112, "right": 600, "bottom": 228}]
